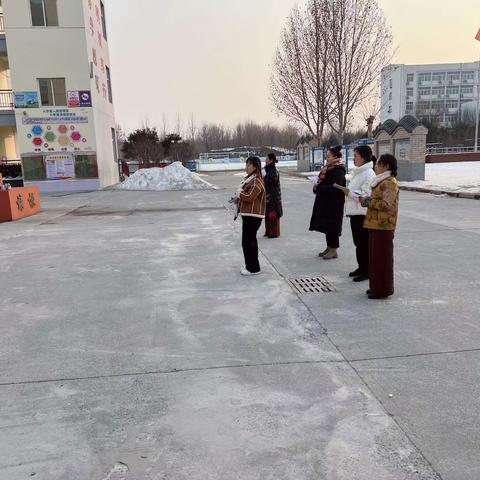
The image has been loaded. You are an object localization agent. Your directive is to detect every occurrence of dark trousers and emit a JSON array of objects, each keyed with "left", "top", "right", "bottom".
[
  {"left": 350, "top": 216, "right": 369, "bottom": 274},
  {"left": 326, "top": 233, "right": 339, "bottom": 249},
  {"left": 265, "top": 217, "right": 280, "bottom": 238},
  {"left": 242, "top": 216, "right": 263, "bottom": 273},
  {"left": 369, "top": 229, "right": 395, "bottom": 297}
]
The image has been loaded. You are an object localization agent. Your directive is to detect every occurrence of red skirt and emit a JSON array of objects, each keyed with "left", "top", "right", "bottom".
[
  {"left": 368, "top": 229, "right": 395, "bottom": 297},
  {"left": 265, "top": 217, "right": 280, "bottom": 238}
]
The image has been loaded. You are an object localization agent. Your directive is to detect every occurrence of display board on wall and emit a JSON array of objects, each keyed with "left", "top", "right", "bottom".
[
  {"left": 45, "top": 154, "right": 75, "bottom": 180},
  {"left": 17, "top": 107, "right": 97, "bottom": 155},
  {"left": 14, "top": 92, "right": 40, "bottom": 108},
  {"left": 67, "top": 91, "right": 93, "bottom": 108}
]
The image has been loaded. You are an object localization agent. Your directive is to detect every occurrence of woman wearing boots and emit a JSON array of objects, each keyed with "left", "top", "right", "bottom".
[
  {"left": 345, "top": 146, "right": 376, "bottom": 282},
  {"left": 264, "top": 153, "right": 283, "bottom": 238},
  {"left": 309, "top": 145, "right": 346, "bottom": 260},
  {"left": 234, "top": 156, "right": 266, "bottom": 276},
  {"left": 361, "top": 154, "right": 399, "bottom": 299}
]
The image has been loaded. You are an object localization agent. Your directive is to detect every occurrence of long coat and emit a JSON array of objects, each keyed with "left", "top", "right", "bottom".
[
  {"left": 309, "top": 165, "right": 346, "bottom": 235},
  {"left": 264, "top": 164, "right": 283, "bottom": 218}
]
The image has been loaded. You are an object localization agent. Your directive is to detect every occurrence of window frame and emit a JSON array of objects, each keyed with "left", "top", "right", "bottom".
[
  {"left": 37, "top": 77, "right": 67, "bottom": 106},
  {"left": 105, "top": 66, "right": 113, "bottom": 103},
  {"left": 30, "top": 0, "right": 59, "bottom": 27},
  {"left": 100, "top": 1, "right": 108, "bottom": 40}
]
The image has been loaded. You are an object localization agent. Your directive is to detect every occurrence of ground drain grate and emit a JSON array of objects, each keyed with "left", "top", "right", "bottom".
[{"left": 289, "top": 277, "right": 336, "bottom": 294}]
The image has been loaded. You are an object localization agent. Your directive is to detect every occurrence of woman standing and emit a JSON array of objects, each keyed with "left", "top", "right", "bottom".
[
  {"left": 235, "top": 156, "right": 266, "bottom": 276},
  {"left": 361, "top": 154, "right": 400, "bottom": 299},
  {"left": 264, "top": 153, "right": 283, "bottom": 238},
  {"left": 309, "top": 145, "right": 346, "bottom": 260},
  {"left": 345, "top": 146, "right": 376, "bottom": 282}
]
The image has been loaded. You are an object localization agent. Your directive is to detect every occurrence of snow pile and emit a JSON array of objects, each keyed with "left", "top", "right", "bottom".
[
  {"left": 400, "top": 162, "right": 480, "bottom": 194},
  {"left": 118, "top": 162, "right": 216, "bottom": 191}
]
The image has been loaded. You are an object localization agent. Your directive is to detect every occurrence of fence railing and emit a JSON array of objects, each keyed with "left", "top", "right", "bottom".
[
  {"left": 0, "top": 90, "right": 14, "bottom": 109},
  {"left": 426, "top": 146, "right": 475, "bottom": 155}
]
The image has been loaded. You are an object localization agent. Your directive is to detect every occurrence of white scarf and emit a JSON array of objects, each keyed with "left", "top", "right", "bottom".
[
  {"left": 371, "top": 171, "right": 392, "bottom": 189},
  {"left": 234, "top": 174, "right": 256, "bottom": 199}
]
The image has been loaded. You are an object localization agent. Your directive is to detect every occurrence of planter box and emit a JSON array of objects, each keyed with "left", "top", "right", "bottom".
[{"left": 0, "top": 187, "right": 41, "bottom": 222}]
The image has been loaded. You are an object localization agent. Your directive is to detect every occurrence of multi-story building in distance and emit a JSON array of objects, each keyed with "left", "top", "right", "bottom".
[
  {"left": 381, "top": 62, "right": 479, "bottom": 127},
  {"left": 0, "top": 0, "right": 118, "bottom": 192}
]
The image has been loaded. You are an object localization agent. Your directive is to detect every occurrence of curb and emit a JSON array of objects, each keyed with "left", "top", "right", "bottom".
[
  {"left": 283, "top": 171, "right": 480, "bottom": 200},
  {"left": 399, "top": 186, "right": 480, "bottom": 200}
]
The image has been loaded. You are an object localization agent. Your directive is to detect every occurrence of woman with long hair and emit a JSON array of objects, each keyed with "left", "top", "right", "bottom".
[
  {"left": 264, "top": 153, "right": 283, "bottom": 238},
  {"left": 361, "top": 154, "right": 400, "bottom": 299},
  {"left": 309, "top": 145, "right": 346, "bottom": 260},
  {"left": 345, "top": 145, "right": 376, "bottom": 282},
  {"left": 233, "top": 156, "right": 266, "bottom": 276}
]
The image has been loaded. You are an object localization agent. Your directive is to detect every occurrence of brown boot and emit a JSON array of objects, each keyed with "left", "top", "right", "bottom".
[
  {"left": 323, "top": 248, "right": 338, "bottom": 260},
  {"left": 318, "top": 247, "right": 330, "bottom": 257}
]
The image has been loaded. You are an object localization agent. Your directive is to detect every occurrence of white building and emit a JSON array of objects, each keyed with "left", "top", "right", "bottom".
[
  {"left": 0, "top": 0, "right": 118, "bottom": 192},
  {"left": 381, "top": 62, "right": 480, "bottom": 127}
]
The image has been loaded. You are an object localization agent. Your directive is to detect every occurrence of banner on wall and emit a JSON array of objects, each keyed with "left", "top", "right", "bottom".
[
  {"left": 45, "top": 154, "right": 76, "bottom": 180},
  {"left": 17, "top": 107, "right": 97, "bottom": 155},
  {"left": 67, "top": 91, "right": 93, "bottom": 108},
  {"left": 14, "top": 92, "right": 40, "bottom": 108},
  {"left": 67, "top": 91, "right": 81, "bottom": 108}
]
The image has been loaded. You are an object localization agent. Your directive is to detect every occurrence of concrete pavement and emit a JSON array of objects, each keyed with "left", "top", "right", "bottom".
[{"left": 0, "top": 172, "right": 477, "bottom": 479}]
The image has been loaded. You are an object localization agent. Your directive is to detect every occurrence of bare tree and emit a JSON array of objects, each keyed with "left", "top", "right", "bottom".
[
  {"left": 270, "top": 3, "right": 332, "bottom": 145},
  {"left": 325, "top": 0, "right": 393, "bottom": 143}
]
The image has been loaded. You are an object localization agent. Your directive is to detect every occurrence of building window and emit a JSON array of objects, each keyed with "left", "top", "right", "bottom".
[
  {"left": 418, "top": 87, "right": 431, "bottom": 97},
  {"left": 111, "top": 128, "right": 118, "bottom": 163},
  {"left": 38, "top": 78, "right": 66, "bottom": 106},
  {"left": 446, "top": 101, "right": 459, "bottom": 109},
  {"left": 30, "top": 0, "right": 58, "bottom": 27},
  {"left": 105, "top": 66, "right": 113, "bottom": 103},
  {"left": 432, "top": 72, "right": 446, "bottom": 83},
  {"left": 461, "top": 86, "right": 474, "bottom": 95},
  {"left": 75, "top": 155, "right": 99, "bottom": 179},
  {"left": 447, "top": 72, "right": 461, "bottom": 83},
  {"left": 446, "top": 86, "right": 459, "bottom": 96},
  {"left": 418, "top": 73, "right": 432, "bottom": 84},
  {"left": 461, "top": 71, "right": 474, "bottom": 83},
  {"left": 406, "top": 88, "right": 414, "bottom": 98},
  {"left": 389, "top": 79, "right": 392, "bottom": 89},
  {"left": 407, "top": 73, "right": 414, "bottom": 83},
  {"left": 406, "top": 102, "right": 414, "bottom": 113},
  {"left": 100, "top": 1, "right": 108, "bottom": 40}
]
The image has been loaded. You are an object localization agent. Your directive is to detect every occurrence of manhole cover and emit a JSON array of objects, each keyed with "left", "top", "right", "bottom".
[{"left": 289, "top": 277, "right": 336, "bottom": 294}]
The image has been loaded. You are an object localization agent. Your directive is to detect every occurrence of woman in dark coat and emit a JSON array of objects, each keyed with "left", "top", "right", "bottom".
[
  {"left": 309, "top": 145, "right": 346, "bottom": 260},
  {"left": 264, "top": 153, "right": 283, "bottom": 238}
]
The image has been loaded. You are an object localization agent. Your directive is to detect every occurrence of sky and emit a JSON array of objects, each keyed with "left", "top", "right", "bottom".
[{"left": 106, "top": 0, "right": 480, "bottom": 134}]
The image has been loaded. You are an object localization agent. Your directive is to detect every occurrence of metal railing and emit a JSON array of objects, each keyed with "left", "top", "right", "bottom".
[
  {"left": 426, "top": 146, "right": 476, "bottom": 155},
  {"left": 0, "top": 90, "right": 14, "bottom": 109}
]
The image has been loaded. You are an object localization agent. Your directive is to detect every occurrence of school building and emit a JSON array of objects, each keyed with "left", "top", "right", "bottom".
[
  {"left": 0, "top": 0, "right": 119, "bottom": 192},
  {"left": 381, "top": 62, "right": 480, "bottom": 128}
]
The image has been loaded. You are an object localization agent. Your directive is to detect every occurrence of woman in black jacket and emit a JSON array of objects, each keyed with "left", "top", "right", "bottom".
[
  {"left": 264, "top": 153, "right": 283, "bottom": 238},
  {"left": 309, "top": 145, "right": 346, "bottom": 260}
]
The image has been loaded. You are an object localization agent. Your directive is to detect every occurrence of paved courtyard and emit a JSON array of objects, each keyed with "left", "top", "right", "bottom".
[{"left": 0, "top": 172, "right": 478, "bottom": 479}]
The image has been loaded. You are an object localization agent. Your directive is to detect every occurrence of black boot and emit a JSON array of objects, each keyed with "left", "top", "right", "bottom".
[
  {"left": 353, "top": 273, "right": 369, "bottom": 282},
  {"left": 349, "top": 268, "right": 360, "bottom": 278}
]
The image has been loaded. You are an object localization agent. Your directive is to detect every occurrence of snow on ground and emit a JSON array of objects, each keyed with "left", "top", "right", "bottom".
[
  {"left": 400, "top": 162, "right": 480, "bottom": 194},
  {"left": 117, "top": 162, "right": 216, "bottom": 191}
]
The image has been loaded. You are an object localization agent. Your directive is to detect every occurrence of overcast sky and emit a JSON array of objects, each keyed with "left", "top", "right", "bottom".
[{"left": 106, "top": 0, "right": 480, "bottom": 134}]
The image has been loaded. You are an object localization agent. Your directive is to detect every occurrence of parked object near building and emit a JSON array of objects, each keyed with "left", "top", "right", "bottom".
[
  {"left": 373, "top": 115, "right": 428, "bottom": 181},
  {"left": 1, "top": 0, "right": 119, "bottom": 193},
  {"left": 381, "top": 62, "right": 479, "bottom": 127}
]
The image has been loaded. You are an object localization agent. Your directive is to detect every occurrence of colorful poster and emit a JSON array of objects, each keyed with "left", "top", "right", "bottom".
[
  {"left": 14, "top": 92, "right": 39, "bottom": 108},
  {"left": 67, "top": 91, "right": 81, "bottom": 108},
  {"left": 79, "top": 91, "right": 92, "bottom": 107},
  {"left": 17, "top": 107, "right": 97, "bottom": 155},
  {"left": 45, "top": 154, "right": 75, "bottom": 179}
]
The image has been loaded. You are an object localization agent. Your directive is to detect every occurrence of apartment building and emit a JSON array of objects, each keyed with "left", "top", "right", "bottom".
[
  {"left": 0, "top": 0, "right": 118, "bottom": 192},
  {"left": 381, "top": 62, "right": 480, "bottom": 127}
]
